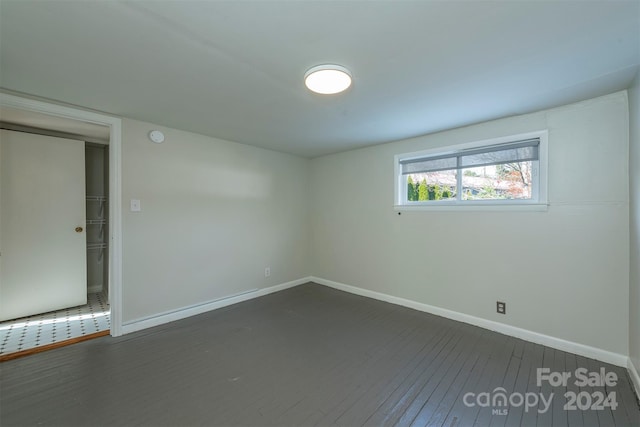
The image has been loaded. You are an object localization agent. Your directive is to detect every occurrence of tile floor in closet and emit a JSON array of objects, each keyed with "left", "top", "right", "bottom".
[{"left": 0, "top": 292, "right": 110, "bottom": 355}]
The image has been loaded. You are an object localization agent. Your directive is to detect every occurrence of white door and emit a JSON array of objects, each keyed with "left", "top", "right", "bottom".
[{"left": 0, "top": 129, "right": 87, "bottom": 321}]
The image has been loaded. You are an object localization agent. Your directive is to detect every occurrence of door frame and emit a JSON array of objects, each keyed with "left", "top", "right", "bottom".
[{"left": 1, "top": 93, "right": 123, "bottom": 336}]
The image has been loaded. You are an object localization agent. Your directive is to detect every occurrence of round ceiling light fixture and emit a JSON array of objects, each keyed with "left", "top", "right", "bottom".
[{"left": 304, "top": 64, "right": 352, "bottom": 95}]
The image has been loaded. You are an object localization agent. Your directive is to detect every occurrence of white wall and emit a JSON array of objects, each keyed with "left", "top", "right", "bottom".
[
  {"left": 629, "top": 73, "right": 640, "bottom": 374},
  {"left": 311, "top": 92, "right": 630, "bottom": 356},
  {"left": 121, "top": 119, "right": 310, "bottom": 323}
]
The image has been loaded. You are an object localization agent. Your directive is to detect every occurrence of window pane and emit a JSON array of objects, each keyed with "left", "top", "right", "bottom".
[
  {"left": 461, "top": 161, "right": 533, "bottom": 200},
  {"left": 407, "top": 171, "right": 457, "bottom": 201}
]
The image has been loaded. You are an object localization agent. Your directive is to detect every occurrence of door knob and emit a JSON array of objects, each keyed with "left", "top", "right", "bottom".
[{"left": 75, "top": 227, "right": 83, "bottom": 233}]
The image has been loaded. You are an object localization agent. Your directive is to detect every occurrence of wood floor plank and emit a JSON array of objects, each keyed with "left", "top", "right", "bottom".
[
  {"left": 488, "top": 338, "right": 523, "bottom": 427},
  {"left": 408, "top": 327, "right": 485, "bottom": 426},
  {"left": 262, "top": 296, "right": 417, "bottom": 423},
  {"left": 532, "top": 347, "right": 554, "bottom": 427},
  {"left": 551, "top": 348, "right": 569, "bottom": 427},
  {"left": 439, "top": 329, "right": 496, "bottom": 427},
  {"left": 572, "top": 354, "right": 600, "bottom": 427},
  {"left": 608, "top": 364, "right": 640, "bottom": 425},
  {"left": 319, "top": 315, "right": 435, "bottom": 425},
  {"left": 1, "top": 283, "right": 638, "bottom": 427},
  {"left": 325, "top": 317, "right": 447, "bottom": 426},
  {"left": 395, "top": 324, "right": 486, "bottom": 426},
  {"left": 383, "top": 328, "right": 468, "bottom": 426},
  {"left": 301, "top": 307, "right": 430, "bottom": 425},
  {"left": 565, "top": 351, "right": 586, "bottom": 427},
  {"left": 588, "top": 356, "right": 617, "bottom": 426},
  {"left": 361, "top": 323, "right": 459, "bottom": 427},
  {"left": 519, "top": 342, "right": 545, "bottom": 427},
  {"left": 288, "top": 313, "right": 427, "bottom": 425},
  {"left": 422, "top": 331, "right": 490, "bottom": 426},
  {"left": 460, "top": 335, "right": 521, "bottom": 426},
  {"left": 590, "top": 357, "right": 631, "bottom": 427},
  {"left": 473, "top": 336, "right": 517, "bottom": 426}
]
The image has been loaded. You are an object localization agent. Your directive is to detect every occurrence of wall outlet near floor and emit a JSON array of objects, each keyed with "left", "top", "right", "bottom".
[
  {"left": 264, "top": 267, "right": 271, "bottom": 277},
  {"left": 497, "top": 301, "right": 506, "bottom": 314}
]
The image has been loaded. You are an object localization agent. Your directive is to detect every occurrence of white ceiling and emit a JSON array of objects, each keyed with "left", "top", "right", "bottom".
[{"left": 1, "top": 1, "right": 638, "bottom": 157}]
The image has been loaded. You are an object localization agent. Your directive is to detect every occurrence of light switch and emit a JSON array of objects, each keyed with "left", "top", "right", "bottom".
[{"left": 130, "top": 199, "right": 141, "bottom": 212}]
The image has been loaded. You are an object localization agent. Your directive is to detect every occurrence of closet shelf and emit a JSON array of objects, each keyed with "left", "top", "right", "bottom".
[
  {"left": 86, "top": 219, "right": 107, "bottom": 225},
  {"left": 86, "top": 196, "right": 107, "bottom": 202},
  {"left": 87, "top": 242, "right": 108, "bottom": 250}
]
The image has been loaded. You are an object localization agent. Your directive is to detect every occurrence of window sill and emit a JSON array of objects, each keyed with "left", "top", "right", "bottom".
[{"left": 394, "top": 203, "right": 549, "bottom": 212}]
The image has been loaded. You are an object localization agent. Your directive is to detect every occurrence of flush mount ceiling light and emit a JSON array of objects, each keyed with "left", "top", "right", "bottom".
[{"left": 304, "top": 64, "right": 352, "bottom": 94}]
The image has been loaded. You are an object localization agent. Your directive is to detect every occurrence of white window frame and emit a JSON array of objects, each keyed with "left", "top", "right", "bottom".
[{"left": 394, "top": 130, "right": 548, "bottom": 211}]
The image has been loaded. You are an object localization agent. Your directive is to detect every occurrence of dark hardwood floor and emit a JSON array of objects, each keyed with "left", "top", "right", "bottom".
[{"left": 1, "top": 283, "right": 638, "bottom": 426}]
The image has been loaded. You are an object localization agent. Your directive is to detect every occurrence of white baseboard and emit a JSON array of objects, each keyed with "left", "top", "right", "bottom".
[
  {"left": 121, "top": 277, "right": 312, "bottom": 335},
  {"left": 310, "top": 276, "right": 628, "bottom": 368},
  {"left": 628, "top": 358, "right": 640, "bottom": 399}
]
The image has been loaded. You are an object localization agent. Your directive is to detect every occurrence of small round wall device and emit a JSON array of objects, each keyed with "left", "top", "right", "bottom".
[{"left": 148, "top": 130, "right": 165, "bottom": 143}]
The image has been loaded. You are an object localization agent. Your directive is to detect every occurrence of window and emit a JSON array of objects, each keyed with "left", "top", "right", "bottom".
[{"left": 395, "top": 131, "right": 547, "bottom": 209}]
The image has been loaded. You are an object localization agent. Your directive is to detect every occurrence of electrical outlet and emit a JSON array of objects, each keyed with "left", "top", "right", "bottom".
[
  {"left": 264, "top": 267, "right": 271, "bottom": 277},
  {"left": 497, "top": 301, "right": 506, "bottom": 314}
]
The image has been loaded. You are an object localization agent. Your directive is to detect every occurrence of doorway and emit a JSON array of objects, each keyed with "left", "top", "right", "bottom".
[
  {"left": 0, "top": 93, "right": 122, "bottom": 345},
  {"left": 0, "top": 129, "right": 111, "bottom": 358}
]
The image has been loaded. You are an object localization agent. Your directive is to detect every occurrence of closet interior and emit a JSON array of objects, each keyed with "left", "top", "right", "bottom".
[{"left": 85, "top": 143, "right": 109, "bottom": 299}]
